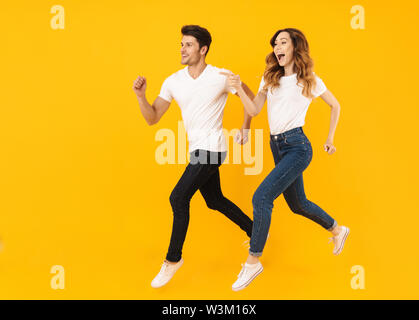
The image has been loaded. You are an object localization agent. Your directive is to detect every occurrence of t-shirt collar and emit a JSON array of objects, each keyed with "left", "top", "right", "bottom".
[{"left": 185, "top": 64, "right": 210, "bottom": 81}]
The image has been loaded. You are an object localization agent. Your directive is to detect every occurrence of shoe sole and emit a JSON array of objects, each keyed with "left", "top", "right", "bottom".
[
  {"left": 334, "top": 227, "right": 350, "bottom": 255},
  {"left": 232, "top": 266, "right": 263, "bottom": 292}
]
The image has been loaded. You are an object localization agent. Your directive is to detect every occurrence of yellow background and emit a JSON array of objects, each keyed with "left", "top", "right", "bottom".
[{"left": 1, "top": 0, "right": 418, "bottom": 299}]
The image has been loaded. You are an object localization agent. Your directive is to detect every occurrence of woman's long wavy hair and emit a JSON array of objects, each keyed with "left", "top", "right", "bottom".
[{"left": 263, "top": 28, "right": 316, "bottom": 99}]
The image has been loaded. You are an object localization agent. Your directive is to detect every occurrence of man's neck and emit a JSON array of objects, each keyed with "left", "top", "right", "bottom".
[{"left": 187, "top": 60, "right": 207, "bottom": 79}]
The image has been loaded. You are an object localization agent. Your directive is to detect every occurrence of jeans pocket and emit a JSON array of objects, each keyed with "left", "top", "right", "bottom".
[{"left": 284, "top": 134, "right": 308, "bottom": 146}]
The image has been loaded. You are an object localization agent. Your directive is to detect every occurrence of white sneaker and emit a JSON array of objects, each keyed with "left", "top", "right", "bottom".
[
  {"left": 151, "top": 259, "right": 184, "bottom": 288},
  {"left": 232, "top": 262, "right": 263, "bottom": 291},
  {"left": 329, "top": 226, "right": 350, "bottom": 255}
]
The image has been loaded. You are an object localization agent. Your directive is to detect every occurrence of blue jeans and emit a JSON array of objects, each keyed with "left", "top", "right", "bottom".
[{"left": 249, "top": 127, "right": 337, "bottom": 257}]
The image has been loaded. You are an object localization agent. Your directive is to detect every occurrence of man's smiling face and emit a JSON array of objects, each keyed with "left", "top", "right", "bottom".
[{"left": 180, "top": 35, "right": 204, "bottom": 65}]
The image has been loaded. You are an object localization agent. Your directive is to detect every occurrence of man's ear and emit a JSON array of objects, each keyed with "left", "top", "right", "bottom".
[{"left": 200, "top": 45, "right": 208, "bottom": 56}]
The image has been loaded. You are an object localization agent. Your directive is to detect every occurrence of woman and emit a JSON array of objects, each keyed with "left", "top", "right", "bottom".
[{"left": 225, "top": 28, "right": 350, "bottom": 291}]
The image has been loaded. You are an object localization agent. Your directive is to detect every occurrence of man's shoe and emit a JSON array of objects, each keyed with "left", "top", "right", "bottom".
[{"left": 151, "top": 258, "right": 184, "bottom": 288}]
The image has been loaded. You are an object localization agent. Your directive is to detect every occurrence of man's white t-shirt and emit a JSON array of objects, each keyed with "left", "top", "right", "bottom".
[
  {"left": 158, "top": 64, "right": 236, "bottom": 153},
  {"left": 258, "top": 73, "right": 327, "bottom": 135}
]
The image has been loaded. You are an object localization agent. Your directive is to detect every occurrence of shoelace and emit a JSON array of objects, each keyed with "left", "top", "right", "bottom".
[
  {"left": 329, "top": 229, "right": 344, "bottom": 244},
  {"left": 237, "top": 263, "right": 248, "bottom": 278},
  {"left": 159, "top": 262, "right": 170, "bottom": 274}
]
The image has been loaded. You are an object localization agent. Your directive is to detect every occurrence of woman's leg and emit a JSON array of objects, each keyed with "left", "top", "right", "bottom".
[
  {"left": 249, "top": 148, "right": 311, "bottom": 259},
  {"left": 283, "top": 173, "right": 337, "bottom": 230},
  {"left": 280, "top": 153, "right": 348, "bottom": 255},
  {"left": 232, "top": 144, "right": 311, "bottom": 291}
]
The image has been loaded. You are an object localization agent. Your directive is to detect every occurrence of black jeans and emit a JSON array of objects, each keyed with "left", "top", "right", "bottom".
[{"left": 166, "top": 149, "right": 253, "bottom": 262}]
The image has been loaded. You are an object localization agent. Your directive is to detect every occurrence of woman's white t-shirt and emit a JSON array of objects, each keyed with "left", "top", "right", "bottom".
[
  {"left": 258, "top": 73, "right": 327, "bottom": 135},
  {"left": 159, "top": 64, "right": 236, "bottom": 153}
]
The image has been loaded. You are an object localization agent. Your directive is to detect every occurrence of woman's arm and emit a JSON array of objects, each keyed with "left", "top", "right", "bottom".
[
  {"left": 319, "top": 89, "right": 341, "bottom": 154},
  {"left": 237, "top": 89, "right": 266, "bottom": 117},
  {"left": 238, "top": 82, "right": 255, "bottom": 129},
  {"left": 236, "top": 85, "right": 267, "bottom": 117},
  {"left": 221, "top": 72, "right": 267, "bottom": 117},
  {"left": 234, "top": 82, "right": 254, "bottom": 144}
]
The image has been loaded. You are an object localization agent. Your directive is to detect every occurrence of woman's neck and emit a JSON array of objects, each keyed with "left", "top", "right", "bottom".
[{"left": 283, "top": 61, "right": 295, "bottom": 76}]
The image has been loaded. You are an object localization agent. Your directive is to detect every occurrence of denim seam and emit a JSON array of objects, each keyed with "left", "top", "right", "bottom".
[
  {"left": 250, "top": 202, "right": 264, "bottom": 256},
  {"left": 291, "top": 182, "right": 333, "bottom": 229},
  {"left": 251, "top": 195, "right": 272, "bottom": 255},
  {"left": 249, "top": 250, "right": 263, "bottom": 257},
  {"left": 293, "top": 178, "right": 337, "bottom": 231},
  {"left": 327, "top": 220, "right": 338, "bottom": 231}
]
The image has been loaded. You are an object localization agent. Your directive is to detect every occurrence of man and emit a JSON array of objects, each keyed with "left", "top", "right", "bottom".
[{"left": 133, "top": 25, "right": 254, "bottom": 288}]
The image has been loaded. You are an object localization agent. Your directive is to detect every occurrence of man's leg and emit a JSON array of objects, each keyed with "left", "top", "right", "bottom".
[
  {"left": 199, "top": 168, "right": 253, "bottom": 237},
  {"left": 152, "top": 153, "right": 218, "bottom": 288},
  {"left": 166, "top": 153, "right": 217, "bottom": 262}
]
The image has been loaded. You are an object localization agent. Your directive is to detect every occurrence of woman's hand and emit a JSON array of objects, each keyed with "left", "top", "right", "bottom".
[{"left": 324, "top": 140, "right": 336, "bottom": 155}]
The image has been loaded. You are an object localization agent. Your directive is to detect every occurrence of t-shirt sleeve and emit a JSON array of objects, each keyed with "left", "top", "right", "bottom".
[
  {"left": 258, "top": 76, "right": 266, "bottom": 93},
  {"left": 158, "top": 77, "right": 173, "bottom": 103},
  {"left": 312, "top": 74, "right": 327, "bottom": 98},
  {"left": 221, "top": 68, "right": 237, "bottom": 95}
]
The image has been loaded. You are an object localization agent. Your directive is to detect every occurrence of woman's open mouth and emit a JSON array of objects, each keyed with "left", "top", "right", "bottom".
[{"left": 277, "top": 53, "right": 285, "bottom": 62}]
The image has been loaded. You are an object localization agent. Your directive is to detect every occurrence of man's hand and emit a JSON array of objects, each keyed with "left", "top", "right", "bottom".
[
  {"left": 133, "top": 76, "right": 147, "bottom": 97},
  {"left": 220, "top": 71, "right": 242, "bottom": 92},
  {"left": 234, "top": 127, "right": 249, "bottom": 145}
]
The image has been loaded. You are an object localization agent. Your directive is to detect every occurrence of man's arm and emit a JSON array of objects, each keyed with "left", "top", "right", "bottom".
[{"left": 133, "top": 76, "right": 171, "bottom": 126}]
